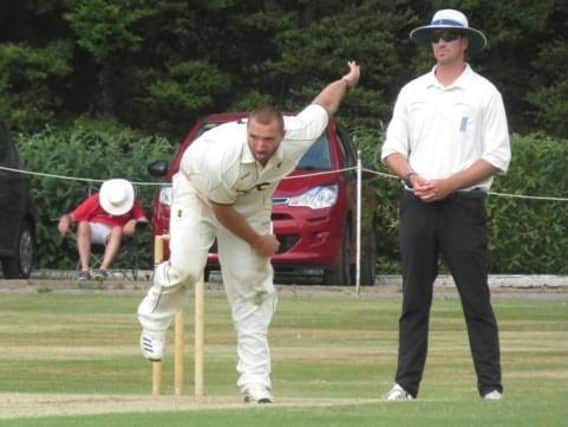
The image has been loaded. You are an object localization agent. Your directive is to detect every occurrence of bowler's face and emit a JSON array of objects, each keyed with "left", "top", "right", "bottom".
[{"left": 247, "top": 118, "right": 285, "bottom": 166}]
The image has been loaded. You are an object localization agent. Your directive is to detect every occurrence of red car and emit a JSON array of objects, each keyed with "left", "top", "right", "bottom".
[{"left": 147, "top": 113, "right": 377, "bottom": 285}]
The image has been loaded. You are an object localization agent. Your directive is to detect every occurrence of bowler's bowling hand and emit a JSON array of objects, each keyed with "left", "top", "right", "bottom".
[{"left": 341, "top": 61, "right": 360, "bottom": 88}]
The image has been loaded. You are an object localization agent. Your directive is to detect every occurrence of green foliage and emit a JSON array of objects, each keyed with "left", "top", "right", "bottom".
[
  {"left": 15, "top": 119, "right": 175, "bottom": 270},
  {"left": 1, "top": 0, "right": 567, "bottom": 138},
  {"left": 267, "top": 1, "right": 416, "bottom": 124},
  {"left": 63, "top": 0, "right": 154, "bottom": 61},
  {"left": 63, "top": 0, "right": 156, "bottom": 116},
  {"left": 0, "top": 41, "right": 71, "bottom": 131},
  {"left": 144, "top": 60, "right": 232, "bottom": 135},
  {"left": 488, "top": 133, "right": 568, "bottom": 273},
  {"left": 229, "top": 90, "right": 274, "bottom": 112},
  {"left": 528, "top": 39, "right": 568, "bottom": 136}
]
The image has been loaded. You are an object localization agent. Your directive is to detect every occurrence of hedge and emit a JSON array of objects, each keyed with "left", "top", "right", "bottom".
[{"left": 16, "top": 121, "right": 568, "bottom": 275}]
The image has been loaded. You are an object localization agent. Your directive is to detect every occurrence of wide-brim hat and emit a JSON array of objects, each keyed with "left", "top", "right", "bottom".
[
  {"left": 99, "top": 178, "right": 135, "bottom": 216},
  {"left": 409, "top": 9, "right": 487, "bottom": 53}
]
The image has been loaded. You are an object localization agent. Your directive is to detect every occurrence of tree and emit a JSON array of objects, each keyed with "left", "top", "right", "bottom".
[
  {"left": 259, "top": 0, "right": 420, "bottom": 128},
  {"left": 0, "top": 41, "right": 71, "bottom": 131},
  {"left": 63, "top": 0, "right": 155, "bottom": 116}
]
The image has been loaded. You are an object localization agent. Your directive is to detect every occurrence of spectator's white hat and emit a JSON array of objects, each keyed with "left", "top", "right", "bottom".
[
  {"left": 99, "top": 179, "right": 135, "bottom": 216},
  {"left": 410, "top": 9, "right": 487, "bottom": 52}
]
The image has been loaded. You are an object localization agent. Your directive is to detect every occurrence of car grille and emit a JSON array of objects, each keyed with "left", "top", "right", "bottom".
[
  {"left": 276, "top": 235, "right": 299, "bottom": 253},
  {"left": 208, "top": 234, "right": 298, "bottom": 254}
]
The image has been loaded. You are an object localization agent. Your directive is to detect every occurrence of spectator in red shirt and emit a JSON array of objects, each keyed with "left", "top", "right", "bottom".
[{"left": 58, "top": 179, "right": 148, "bottom": 280}]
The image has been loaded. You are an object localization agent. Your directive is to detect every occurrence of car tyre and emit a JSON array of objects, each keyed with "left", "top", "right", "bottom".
[
  {"left": 2, "top": 221, "right": 34, "bottom": 279},
  {"left": 323, "top": 224, "right": 353, "bottom": 286}
]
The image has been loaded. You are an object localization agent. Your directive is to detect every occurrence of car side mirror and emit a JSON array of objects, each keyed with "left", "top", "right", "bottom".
[{"left": 147, "top": 160, "right": 169, "bottom": 177}]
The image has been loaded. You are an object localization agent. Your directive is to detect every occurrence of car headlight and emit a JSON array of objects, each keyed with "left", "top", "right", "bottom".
[
  {"left": 288, "top": 185, "right": 338, "bottom": 209},
  {"left": 159, "top": 185, "right": 173, "bottom": 206}
]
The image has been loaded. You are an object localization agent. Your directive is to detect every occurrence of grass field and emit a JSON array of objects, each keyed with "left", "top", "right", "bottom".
[{"left": 0, "top": 284, "right": 567, "bottom": 426}]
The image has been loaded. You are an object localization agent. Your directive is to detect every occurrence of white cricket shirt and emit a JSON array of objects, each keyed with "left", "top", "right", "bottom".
[
  {"left": 381, "top": 64, "right": 511, "bottom": 191},
  {"left": 179, "top": 104, "right": 328, "bottom": 215}
]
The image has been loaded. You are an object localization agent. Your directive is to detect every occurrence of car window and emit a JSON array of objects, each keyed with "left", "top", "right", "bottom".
[
  {"left": 296, "top": 134, "right": 332, "bottom": 170},
  {"left": 196, "top": 122, "right": 223, "bottom": 139}
]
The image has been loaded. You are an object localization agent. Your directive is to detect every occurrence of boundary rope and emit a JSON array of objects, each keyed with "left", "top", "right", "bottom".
[{"left": 1, "top": 164, "right": 567, "bottom": 202}]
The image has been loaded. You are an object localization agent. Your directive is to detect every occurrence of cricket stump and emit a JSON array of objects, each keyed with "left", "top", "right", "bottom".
[{"left": 152, "top": 234, "right": 205, "bottom": 397}]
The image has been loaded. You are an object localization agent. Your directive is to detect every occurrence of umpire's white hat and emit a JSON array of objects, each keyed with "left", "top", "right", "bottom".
[{"left": 410, "top": 9, "right": 487, "bottom": 52}]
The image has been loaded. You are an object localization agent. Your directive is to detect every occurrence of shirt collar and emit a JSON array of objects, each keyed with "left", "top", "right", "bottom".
[{"left": 426, "top": 63, "right": 473, "bottom": 89}]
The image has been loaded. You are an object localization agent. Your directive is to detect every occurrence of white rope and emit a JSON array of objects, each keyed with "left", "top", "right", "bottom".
[
  {"left": 361, "top": 167, "right": 398, "bottom": 180},
  {"left": 2, "top": 164, "right": 567, "bottom": 201},
  {"left": 486, "top": 191, "right": 568, "bottom": 202},
  {"left": 280, "top": 167, "right": 357, "bottom": 180},
  {"left": 0, "top": 165, "right": 165, "bottom": 187}
]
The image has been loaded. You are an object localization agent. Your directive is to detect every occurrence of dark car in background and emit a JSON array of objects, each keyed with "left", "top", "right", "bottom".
[
  {"left": 0, "top": 120, "right": 35, "bottom": 278},
  {"left": 148, "top": 113, "right": 377, "bottom": 285}
]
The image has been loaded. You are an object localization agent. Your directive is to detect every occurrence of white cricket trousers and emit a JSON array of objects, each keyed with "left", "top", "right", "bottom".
[{"left": 138, "top": 173, "right": 277, "bottom": 391}]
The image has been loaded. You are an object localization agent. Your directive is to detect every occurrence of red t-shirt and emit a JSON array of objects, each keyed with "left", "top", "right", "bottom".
[{"left": 70, "top": 193, "right": 146, "bottom": 227}]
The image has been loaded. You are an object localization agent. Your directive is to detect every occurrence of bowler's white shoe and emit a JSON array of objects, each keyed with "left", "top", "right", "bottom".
[
  {"left": 483, "top": 390, "right": 503, "bottom": 400},
  {"left": 140, "top": 331, "right": 165, "bottom": 361},
  {"left": 243, "top": 384, "right": 273, "bottom": 404},
  {"left": 384, "top": 383, "right": 414, "bottom": 401}
]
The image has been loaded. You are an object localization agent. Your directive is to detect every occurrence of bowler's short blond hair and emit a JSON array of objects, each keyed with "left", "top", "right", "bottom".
[{"left": 248, "top": 106, "right": 284, "bottom": 134}]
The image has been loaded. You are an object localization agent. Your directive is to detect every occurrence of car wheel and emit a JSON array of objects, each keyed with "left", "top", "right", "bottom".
[
  {"left": 323, "top": 224, "right": 353, "bottom": 286},
  {"left": 2, "top": 222, "right": 34, "bottom": 279},
  {"left": 359, "top": 226, "right": 377, "bottom": 286}
]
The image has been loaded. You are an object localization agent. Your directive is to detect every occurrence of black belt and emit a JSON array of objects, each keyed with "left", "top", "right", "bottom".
[{"left": 403, "top": 188, "right": 486, "bottom": 199}]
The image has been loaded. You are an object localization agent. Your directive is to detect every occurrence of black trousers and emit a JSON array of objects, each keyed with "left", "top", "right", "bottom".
[{"left": 395, "top": 190, "right": 502, "bottom": 397}]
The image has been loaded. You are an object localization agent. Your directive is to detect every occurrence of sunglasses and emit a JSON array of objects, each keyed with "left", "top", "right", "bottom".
[{"left": 430, "top": 30, "right": 463, "bottom": 43}]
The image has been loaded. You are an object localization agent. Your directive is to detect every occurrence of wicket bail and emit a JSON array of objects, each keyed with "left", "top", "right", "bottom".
[{"left": 152, "top": 234, "right": 204, "bottom": 397}]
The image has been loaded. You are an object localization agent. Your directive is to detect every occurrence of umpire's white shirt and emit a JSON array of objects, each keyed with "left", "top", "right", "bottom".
[
  {"left": 381, "top": 64, "right": 511, "bottom": 191},
  {"left": 180, "top": 103, "right": 328, "bottom": 217}
]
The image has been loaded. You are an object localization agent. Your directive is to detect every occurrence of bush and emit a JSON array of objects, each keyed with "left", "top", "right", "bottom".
[
  {"left": 16, "top": 118, "right": 175, "bottom": 270},
  {"left": 488, "top": 133, "right": 568, "bottom": 273}
]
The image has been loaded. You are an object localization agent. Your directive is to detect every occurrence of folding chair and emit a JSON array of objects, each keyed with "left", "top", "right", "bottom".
[{"left": 63, "top": 218, "right": 149, "bottom": 280}]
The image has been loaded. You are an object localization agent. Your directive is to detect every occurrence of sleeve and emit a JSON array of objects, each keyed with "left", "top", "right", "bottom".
[
  {"left": 283, "top": 104, "right": 329, "bottom": 146},
  {"left": 131, "top": 200, "right": 147, "bottom": 220},
  {"left": 70, "top": 194, "right": 100, "bottom": 222},
  {"left": 481, "top": 90, "right": 511, "bottom": 174},
  {"left": 381, "top": 87, "right": 410, "bottom": 162}
]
